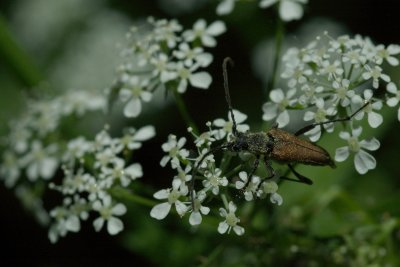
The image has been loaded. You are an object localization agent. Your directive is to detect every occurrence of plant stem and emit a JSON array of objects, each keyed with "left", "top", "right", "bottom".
[
  {"left": 109, "top": 186, "right": 157, "bottom": 207},
  {"left": 172, "top": 89, "right": 200, "bottom": 134},
  {"left": 0, "top": 15, "right": 43, "bottom": 87},
  {"left": 268, "top": 16, "right": 284, "bottom": 93}
]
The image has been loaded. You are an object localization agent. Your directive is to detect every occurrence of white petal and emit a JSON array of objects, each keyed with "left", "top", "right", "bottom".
[
  {"left": 200, "top": 206, "right": 210, "bottom": 215},
  {"left": 228, "top": 201, "right": 237, "bottom": 213},
  {"left": 141, "top": 91, "right": 153, "bottom": 102},
  {"left": 40, "top": 158, "right": 58, "bottom": 179},
  {"left": 259, "top": 0, "right": 277, "bottom": 8},
  {"left": 66, "top": 216, "right": 80, "bottom": 232},
  {"left": 107, "top": 217, "right": 124, "bottom": 235},
  {"left": 387, "top": 44, "right": 400, "bottom": 54},
  {"left": 218, "top": 221, "right": 229, "bottom": 234},
  {"left": 262, "top": 102, "right": 278, "bottom": 121},
  {"left": 201, "top": 35, "right": 217, "bottom": 47},
  {"left": 119, "top": 89, "right": 132, "bottom": 102},
  {"left": 189, "top": 72, "right": 212, "bottom": 89},
  {"left": 93, "top": 217, "right": 105, "bottom": 232},
  {"left": 213, "top": 118, "right": 226, "bottom": 127},
  {"left": 386, "top": 82, "right": 397, "bottom": 94},
  {"left": 233, "top": 225, "right": 245, "bottom": 236},
  {"left": 303, "top": 111, "right": 315, "bottom": 121},
  {"left": 386, "top": 97, "right": 399, "bottom": 107},
  {"left": 216, "top": 0, "right": 234, "bottom": 15},
  {"left": 123, "top": 98, "right": 141, "bottom": 118},
  {"left": 206, "top": 21, "right": 226, "bottom": 36},
  {"left": 232, "top": 109, "right": 247, "bottom": 123},
  {"left": 354, "top": 150, "right": 376, "bottom": 174},
  {"left": 276, "top": 110, "right": 290, "bottom": 127},
  {"left": 387, "top": 57, "right": 399, "bottom": 66},
  {"left": 280, "top": 1, "right": 303, "bottom": 21},
  {"left": 360, "top": 138, "right": 380, "bottom": 151},
  {"left": 189, "top": 211, "right": 202, "bottom": 225},
  {"left": 125, "top": 163, "right": 143, "bottom": 179},
  {"left": 134, "top": 125, "right": 156, "bottom": 141},
  {"left": 270, "top": 193, "right": 283, "bottom": 205},
  {"left": 335, "top": 146, "right": 350, "bottom": 162},
  {"left": 150, "top": 202, "right": 171, "bottom": 220},
  {"left": 153, "top": 189, "right": 170, "bottom": 200},
  {"left": 112, "top": 203, "right": 127, "bottom": 216},
  {"left": 367, "top": 112, "right": 383, "bottom": 128},
  {"left": 177, "top": 79, "right": 188, "bottom": 93},
  {"left": 175, "top": 201, "right": 188, "bottom": 216},
  {"left": 352, "top": 126, "right": 363, "bottom": 137},
  {"left": 27, "top": 163, "right": 39, "bottom": 181},
  {"left": 269, "top": 89, "right": 284, "bottom": 103}
]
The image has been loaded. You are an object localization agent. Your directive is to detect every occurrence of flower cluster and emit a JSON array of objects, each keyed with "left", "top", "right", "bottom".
[
  {"left": 0, "top": 91, "right": 106, "bottom": 189},
  {"left": 48, "top": 125, "right": 155, "bottom": 242},
  {"left": 150, "top": 110, "right": 283, "bottom": 235},
  {"left": 217, "top": 0, "right": 308, "bottom": 22},
  {"left": 262, "top": 33, "right": 400, "bottom": 174},
  {"left": 0, "top": 89, "right": 155, "bottom": 242},
  {"left": 112, "top": 17, "right": 226, "bottom": 118}
]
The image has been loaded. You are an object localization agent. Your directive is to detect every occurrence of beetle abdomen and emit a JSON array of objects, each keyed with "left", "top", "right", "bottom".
[{"left": 267, "top": 128, "right": 336, "bottom": 168}]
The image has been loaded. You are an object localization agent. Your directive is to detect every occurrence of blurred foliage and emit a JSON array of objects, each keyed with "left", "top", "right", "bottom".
[{"left": 1, "top": 0, "right": 400, "bottom": 266}]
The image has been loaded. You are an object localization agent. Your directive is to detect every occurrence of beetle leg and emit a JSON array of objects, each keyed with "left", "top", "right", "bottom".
[
  {"left": 247, "top": 154, "right": 260, "bottom": 183},
  {"left": 294, "top": 101, "right": 370, "bottom": 136},
  {"left": 278, "top": 164, "right": 313, "bottom": 185},
  {"left": 263, "top": 157, "right": 275, "bottom": 179}
]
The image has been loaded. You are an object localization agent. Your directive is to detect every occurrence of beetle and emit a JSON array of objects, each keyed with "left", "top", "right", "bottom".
[{"left": 190, "top": 57, "right": 369, "bottom": 207}]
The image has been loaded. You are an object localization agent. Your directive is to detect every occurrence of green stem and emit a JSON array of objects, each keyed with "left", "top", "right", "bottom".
[
  {"left": 172, "top": 89, "right": 200, "bottom": 134},
  {"left": 109, "top": 186, "right": 157, "bottom": 207},
  {"left": 199, "top": 245, "right": 225, "bottom": 267},
  {"left": 268, "top": 16, "right": 284, "bottom": 93},
  {"left": 0, "top": 15, "right": 43, "bottom": 87}
]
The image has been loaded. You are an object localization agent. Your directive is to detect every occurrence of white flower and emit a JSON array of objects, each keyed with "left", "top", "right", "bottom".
[
  {"left": 218, "top": 201, "right": 244, "bottom": 235},
  {"left": 303, "top": 98, "right": 337, "bottom": 141},
  {"left": 175, "top": 62, "right": 212, "bottom": 93},
  {"left": 195, "top": 148, "right": 216, "bottom": 169},
  {"left": 352, "top": 90, "right": 383, "bottom": 128},
  {"left": 189, "top": 191, "right": 210, "bottom": 225},
  {"left": 183, "top": 19, "right": 226, "bottom": 47},
  {"left": 375, "top": 44, "right": 400, "bottom": 66},
  {"left": 319, "top": 60, "right": 344, "bottom": 80},
  {"left": 150, "top": 186, "right": 188, "bottom": 220},
  {"left": 152, "top": 18, "right": 182, "bottom": 48},
  {"left": 262, "top": 88, "right": 297, "bottom": 128},
  {"left": 213, "top": 109, "right": 249, "bottom": 140},
  {"left": 21, "top": 141, "right": 59, "bottom": 181},
  {"left": 119, "top": 76, "right": 153, "bottom": 118},
  {"left": 281, "top": 62, "right": 312, "bottom": 88},
  {"left": 193, "top": 128, "right": 216, "bottom": 147},
  {"left": 151, "top": 53, "right": 177, "bottom": 82},
  {"left": 335, "top": 127, "right": 380, "bottom": 174},
  {"left": 216, "top": 0, "right": 237, "bottom": 15},
  {"left": 362, "top": 65, "right": 390, "bottom": 89},
  {"left": 117, "top": 125, "right": 156, "bottom": 151},
  {"left": 172, "top": 164, "right": 192, "bottom": 194},
  {"left": 259, "top": 0, "right": 308, "bottom": 22},
  {"left": 173, "top": 42, "right": 213, "bottom": 67},
  {"left": 160, "top": 135, "right": 189, "bottom": 168},
  {"left": 386, "top": 82, "right": 400, "bottom": 121},
  {"left": 101, "top": 158, "right": 143, "bottom": 187},
  {"left": 92, "top": 195, "right": 127, "bottom": 235},
  {"left": 94, "top": 148, "right": 118, "bottom": 169},
  {"left": 235, "top": 171, "right": 261, "bottom": 201},
  {"left": 332, "top": 79, "right": 355, "bottom": 107},
  {"left": 299, "top": 84, "right": 324, "bottom": 105},
  {"left": 202, "top": 168, "right": 228, "bottom": 195},
  {"left": 63, "top": 137, "right": 91, "bottom": 161},
  {"left": 260, "top": 181, "right": 283, "bottom": 205},
  {"left": 0, "top": 150, "right": 21, "bottom": 188}
]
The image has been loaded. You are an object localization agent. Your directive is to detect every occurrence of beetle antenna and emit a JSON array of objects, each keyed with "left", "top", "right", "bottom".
[
  {"left": 294, "top": 101, "right": 371, "bottom": 136},
  {"left": 223, "top": 57, "right": 238, "bottom": 136},
  {"left": 190, "top": 144, "right": 228, "bottom": 209}
]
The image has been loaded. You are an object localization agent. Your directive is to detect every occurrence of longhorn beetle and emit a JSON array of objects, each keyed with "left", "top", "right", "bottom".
[{"left": 190, "top": 57, "right": 369, "bottom": 208}]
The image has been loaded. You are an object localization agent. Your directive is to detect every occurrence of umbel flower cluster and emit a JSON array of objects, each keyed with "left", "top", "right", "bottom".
[
  {"left": 49, "top": 125, "right": 155, "bottom": 242},
  {"left": 151, "top": 110, "right": 283, "bottom": 236},
  {"left": 112, "top": 17, "right": 226, "bottom": 118},
  {"left": 0, "top": 89, "right": 155, "bottom": 242},
  {"left": 262, "top": 33, "right": 400, "bottom": 174}
]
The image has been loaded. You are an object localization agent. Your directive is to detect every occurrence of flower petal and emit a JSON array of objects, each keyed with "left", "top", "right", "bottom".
[
  {"left": 354, "top": 150, "right": 376, "bottom": 174},
  {"left": 360, "top": 138, "right": 380, "bottom": 151},
  {"left": 150, "top": 202, "right": 171, "bottom": 220},
  {"left": 218, "top": 221, "right": 229, "bottom": 234},
  {"left": 206, "top": 21, "right": 226, "bottom": 36},
  {"left": 189, "top": 211, "right": 202, "bottom": 225},
  {"left": 189, "top": 72, "right": 212, "bottom": 89},
  {"left": 280, "top": 1, "right": 303, "bottom": 21},
  {"left": 93, "top": 217, "right": 104, "bottom": 232},
  {"left": 276, "top": 110, "right": 290, "bottom": 127},
  {"left": 107, "top": 217, "right": 124, "bottom": 235},
  {"left": 123, "top": 98, "right": 141, "bottom": 118},
  {"left": 335, "top": 146, "right": 350, "bottom": 162},
  {"left": 112, "top": 203, "right": 127, "bottom": 216}
]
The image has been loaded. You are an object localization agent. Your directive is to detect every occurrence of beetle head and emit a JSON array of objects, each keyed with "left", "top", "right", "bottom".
[{"left": 227, "top": 132, "right": 249, "bottom": 152}]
